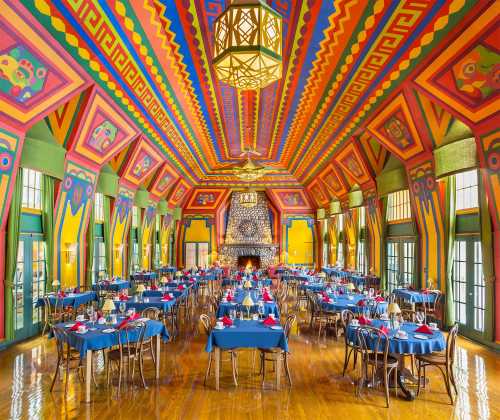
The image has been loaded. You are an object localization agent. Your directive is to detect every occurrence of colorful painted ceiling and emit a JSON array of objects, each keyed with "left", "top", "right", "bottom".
[{"left": 14, "top": 0, "right": 493, "bottom": 188}]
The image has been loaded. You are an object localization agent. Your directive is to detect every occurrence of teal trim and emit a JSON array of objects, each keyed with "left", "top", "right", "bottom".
[
  {"left": 94, "top": 222, "right": 104, "bottom": 237},
  {"left": 387, "top": 222, "right": 415, "bottom": 237},
  {"left": 456, "top": 213, "right": 480, "bottom": 234},
  {"left": 20, "top": 212, "right": 43, "bottom": 234}
]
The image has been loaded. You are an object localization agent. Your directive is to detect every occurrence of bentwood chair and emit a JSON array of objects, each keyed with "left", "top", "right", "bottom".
[
  {"left": 259, "top": 313, "right": 296, "bottom": 388},
  {"left": 106, "top": 321, "right": 148, "bottom": 393},
  {"left": 340, "top": 309, "right": 359, "bottom": 377},
  {"left": 42, "top": 296, "right": 68, "bottom": 336},
  {"left": 308, "top": 292, "right": 338, "bottom": 339},
  {"left": 356, "top": 326, "right": 399, "bottom": 408},
  {"left": 200, "top": 314, "right": 238, "bottom": 387},
  {"left": 416, "top": 323, "right": 459, "bottom": 404},
  {"left": 50, "top": 325, "right": 85, "bottom": 393},
  {"left": 140, "top": 307, "right": 162, "bottom": 366},
  {"left": 422, "top": 291, "right": 442, "bottom": 326}
]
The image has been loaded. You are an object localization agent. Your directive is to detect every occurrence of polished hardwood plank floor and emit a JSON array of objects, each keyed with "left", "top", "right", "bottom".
[{"left": 0, "top": 305, "right": 498, "bottom": 420}]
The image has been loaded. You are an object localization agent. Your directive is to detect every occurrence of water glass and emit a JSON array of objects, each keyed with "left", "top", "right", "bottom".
[{"left": 119, "top": 302, "right": 126, "bottom": 315}]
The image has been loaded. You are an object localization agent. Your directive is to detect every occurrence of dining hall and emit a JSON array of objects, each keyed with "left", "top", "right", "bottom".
[{"left": 0, "top": 0, "right": 499, "bottom": 418}]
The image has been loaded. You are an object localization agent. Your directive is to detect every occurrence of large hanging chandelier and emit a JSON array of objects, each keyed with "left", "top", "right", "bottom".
[
  {"left": 239, "top": 188, "right": 258, "bottom": 208},
  {"left": 233, "top": 154, "right": 268, "bottom": 181},
  {"left": 213, "top": 0, "right": 282, "bottom": 90}
]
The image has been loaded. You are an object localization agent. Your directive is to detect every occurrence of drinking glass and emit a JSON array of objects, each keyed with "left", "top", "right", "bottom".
[
  {"left": 119, "top": 302, "right": 126, "bottom": 315},
  {"left": 86, "top": 307, "right": 93, "bottom": 321},
  {"left": 416, "top": 311, "right": 425, "bottom": 324},
  {"left": 258, "top": 302, "right": 264, "bottom": 319}
]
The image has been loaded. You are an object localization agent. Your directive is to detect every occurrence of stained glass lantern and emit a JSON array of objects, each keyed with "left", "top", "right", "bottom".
[
  {"left": 239, "top": 189, "right": 258, "bottom": 208},
  {"left": 213, "top": 0, "right": 282, "bottom": 90}
]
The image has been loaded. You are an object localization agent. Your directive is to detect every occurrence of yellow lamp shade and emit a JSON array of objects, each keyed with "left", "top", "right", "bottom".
[
  {"left": 136, "top": 284, "right": 146, "bottom": 293},
  {"left": 160, "top": 276, "right": 169, "bottom": 284},
  {"left": 52, "top": 279, "right": 60, "bottom": 287},
  {"left": 244, "top": 280, "right": 252, "bottom": 288},
  {"left": 242, "top": 294, "right": 254, "bottom": 307},
  {"left": 346, "top": 283, "right": 355, "bottom": 291},
  {"left": 175, "top": 271, "right": 182, "bottom": 277},
  {"left": 102, "top": 299, "right": 116, "bottom": 312},
  {"left": 317, "top": 272, "right": 326, "bottom": 278},
  {"left": 388, "top": 303, "right": 401, "bottom": 315}
]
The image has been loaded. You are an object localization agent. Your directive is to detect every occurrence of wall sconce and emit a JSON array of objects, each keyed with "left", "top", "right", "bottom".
[
  {"left": 64, "top": 243, "right": 77, "bottom": 264},
  {"left": 114, "top": 244, "right": 124, "bottom": 259},
  {"left": 144, "top": 244, "right": 151, "bottom": 256}
]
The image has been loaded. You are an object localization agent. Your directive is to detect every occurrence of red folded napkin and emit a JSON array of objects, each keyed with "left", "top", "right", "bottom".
[
  {"left": 422, "top": 288, "right": 430, "bottom": 295},
  {"left": 58, "top": 291, "right": 66, "bottom": 298},
  {"left": 374, "top": 296, "right": 385, "bottom": 303},
  {"left": 178, "top": 284, "right": 185, "bottom": 290},
  {"left": 357, "top": 299, "right": 366, "bottom": 307},
  {"left": 119, "top": 294, "right": 129, "bottom": 301},
  {"left": 379, "top": 326, "right": 390, "bottom": 335},
  {"left": 358, "top": 316, "right": 371, "bottom": 325},
  {"left": 189, "top": 278, "right": 195, "bottom": 283},
  {"left": 151, "top": 284, "right": 158, "bottom": 291},
  {"left": 263, "top": 317, "right": 277, "bottom": 326},
  {"left": 236, "top": 275, "right": 242, "bottom": 281},
  {"left": 162, "top": 294, "right": 172, "bottom": 301},
  {"left": 253, "top": 275, "right": 258, "bottom": 280},
  {"left": 263, "top": 293, "right": 272, "bottom": 302},
  {"left": 69, "top": 322, "right": 83, "bottom": 331},
  {"left": 129, "top": 313, "right": 139, "bottom": 321},
  {"left": 117, "top": 313, "right": 140, "bottom": 329},
  {"left": 222, "top": 316, "right": 233, "bottom": 326},
  {"left": 415, "top": 324, "right": 434, "bottom": 334},
  {"left": 322, "top": 296, "right": 331, "bottom": 303}
]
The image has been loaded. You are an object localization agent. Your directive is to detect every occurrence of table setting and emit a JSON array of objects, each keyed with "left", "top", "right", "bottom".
[
  {"left": 36, "top": 290, "right": 98, "bottom": 308},
  {"left": 215, "top": 287, "right": 280, "bottom": 319}
]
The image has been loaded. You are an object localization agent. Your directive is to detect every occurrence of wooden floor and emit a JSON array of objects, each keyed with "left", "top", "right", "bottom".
[{"left": 0, "top": 305, "right": 498, "bottom": 420}]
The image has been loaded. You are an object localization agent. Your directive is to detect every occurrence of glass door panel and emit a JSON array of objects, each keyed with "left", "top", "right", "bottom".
[
  {"left": 185, "top": 243, "right": 197, "bottom": 268},
  {"left": 197, "top": 243, "right": 209, "bottom": 267}
]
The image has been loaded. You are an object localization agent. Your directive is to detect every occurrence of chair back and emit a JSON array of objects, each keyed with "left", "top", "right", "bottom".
[
  {"left": 446, "top": 323, "right": 459, "bottom": 368},
  {"left": 199, "top": 314, "right": 212, "bottom": 337},
  {"left": 400, "top": 309, "right": 416, "bottom": 322},
  {"left": 116, "top": 321, "right": 147, "bottom": 361},
  {"left": 141, "top": 307, "right": 161, "bottom": 320},
  {"left": 425, "top": 290, "right": 442, "bottom": 313},
  {"left": 52, "top": 325, "right": 69, "bottom": 359},
  {"left": 283, "top": 314, "right": 296, "bottom": 340},
  {"left": 340, "top": 309, "right": 355, "bottom": 344},
  {"left": 366, "top": 299, "right": 379, "bottom": 319},
  {"left": 356, "top": 325, "right": 390, "bottom": 366}
]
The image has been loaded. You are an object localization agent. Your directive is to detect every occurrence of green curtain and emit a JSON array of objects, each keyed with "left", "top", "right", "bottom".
[
  {"left": 85, "top": 205, "right": 95, "bottom": 288},
  {"left": 137, "top": 214, "right": 143, "bottom": 270},
  {"left": 380, "top": 196, "right": 388, "bottom": 291},
  {"left": 42, "top": 175, "right": 55, "bottom": 293},
  {"left": 478, "top": 170, "right": 494, "bottom": 342},
  {"left": 444, "top": 176, "right": 456, "bottom": 327},
  {"left": 103, "top": 196, "right": 111, "bottom": 276},
  {"left": 5, "top": 168, "right": 23, "bottom": 340}
]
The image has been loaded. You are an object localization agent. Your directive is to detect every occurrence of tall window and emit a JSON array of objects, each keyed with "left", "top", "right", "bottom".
[
  {"left": 453, "top": 237, "right": 485, "bottom": 334},
  {"left": 131, "top": 241, "right": 139, "bottom": 272},
  {"left": 156, "top": 214, "right": 161, "bottom": 232},
  {"left": 337, "top": 243, "right": 344, "bottom": 267},
  {"left": 94, "top": 192, "right": 104, "bottom": 222},
  {"left": 185, "top": 242, "right": 209, "bottom": 268},
  {"left": 31, "top": 241, "right": 46, "bottom": 325},
  {"left": 386, "top": 189, "right": 411, "bottom": 222},
  {"left": 455, "top": 169, "right": 479, "bottom": 211},
  {"left": 386, "top": 239, "right": 416, "bottom": 292},
  {"left": 22, "top": 169, "right": 42, "bottom": 210},
  {"left": 132, "top": 206, "right": 139, "bottom": 228},
  {"left": 92, "top": 240, "right": 106, "bottom": 282},
  {"left": 358, "top": 206, "right": 366, "bottom": 228},
  {"left": 357, "top": 242, "right": 366, "bottom": 274}
]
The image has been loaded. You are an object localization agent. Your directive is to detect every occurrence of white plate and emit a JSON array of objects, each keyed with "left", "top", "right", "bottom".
[
  {"left": 137, "top": 318, "right": 150, "bottom": 322},
  {"left": 102, "top": 328, "right": 116, "bottom": 333},
  {"left": 270, "top": 326, "right": 282, "bottom": 330},
  {"left": 75, "top": 330, "right": 88, "bottom": 334},
  {"left": 395, "top": 335, "right": 408, "bottom": 340},
  {"left": 414, "top": 334, "right": 430, "bottom": 340},
  {"left": 214, "top": 326, "right": 225, "bottom": 330},
  {"left": 65, "top": 324, "right": 75, "bottom": 328}
]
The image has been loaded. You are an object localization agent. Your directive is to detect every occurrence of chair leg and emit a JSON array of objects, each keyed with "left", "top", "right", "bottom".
[
  {"left": 261, "top": 354, "right": 266, "bottom": 387},
  {"left": 204, "top": 353, "right": 212, "bottom": 386},
  {"left": 449, "top": 365, "right": 458, "bottom": 395},
  {"left": 117, "top": 359, "right": 123, "bottom": 394},
  {"left": 342, "top": 346, "right": 351, "bottom": 377},
  {"left": 442, "top": 366, "right": 454, "bottom": 404},
  {"left": 417, "top": 361, "right": 422, "bottom": 396},
  {"left": 150, "top": 343, "right": 156, "bottom": 368},
  {"left": 139, "top": 354, "right": 147, "bottom": 389},
  {"left": 393, "top": 367, "right": 397, "bottom": 398},
  {"left": 231, "top": 354, "right": 238, "bottom": 386},
  {"left": 383, "top": 367, "right": 390, "bottom": 408},
  {"left": 50, "top": 356, "right": 61, "bottom": 392},
  {"left": 284, "top": 353, "right": 292, "bottom": 387}
]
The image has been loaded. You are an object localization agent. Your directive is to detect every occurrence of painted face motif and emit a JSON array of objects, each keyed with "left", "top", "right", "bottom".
[
  {"left": 384, "top": 116, "right": 411, "bottom": 148},
  {"left": 132, "top": 155, "right": 152, "bottom": 178},
  {"left": 89, "top": 120, "right": 117, "bottom": 153},
  {"left": 0, "top": 47, "right": 47, "bottom": 103},
  {"left": 157, "top": 174, "right": 172, "bottom": 191},
  {"left": 452, "top": 45, "right": 500, "bottom": 100}
]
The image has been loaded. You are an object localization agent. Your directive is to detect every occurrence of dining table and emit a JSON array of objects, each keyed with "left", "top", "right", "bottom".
[
  {"left": 320, "top": 293, "right": 388, "bottom": 315},
  {"left": 54, "top": 317, "right": 169, "bottom": 402},
  {"left": 205, "top": 319, "right": 288, "bottom": 390},
  {"left": 130, "top": 272, "right": 158, "bottom": 283},
  {"left": 216, "top": 289, "right": 280, "bottom": 319},
  {"left": 346, "top": 319, "right": 445, "bottom": 400},
  {"left": 393, "top": 288, "right": 438, "bottom": 311},
  {"left": 36, "top": 291, "right": 97, "bottom": 308},
  {"left": 92, "top": 279, "right": 131, "bottom": 292}
]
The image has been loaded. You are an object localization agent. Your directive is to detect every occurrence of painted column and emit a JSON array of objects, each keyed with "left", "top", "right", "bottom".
[
  {"left": 406, "top": 159, "right": 446, "bottom": 289},
  {"left": 141, "top": 201, "right": 157, "bottom": 270},
  {"left": 53, "top": 158, "right": 98, "bottom": 288},
  {"left": 365, "top": 190, "right": 383, "bottom": 277},
  {"left": 160, "top": 214, "right": 173, "bottom": 266},
  {"left": 109, "top": 184, "right": 134, "bottom": 278}
]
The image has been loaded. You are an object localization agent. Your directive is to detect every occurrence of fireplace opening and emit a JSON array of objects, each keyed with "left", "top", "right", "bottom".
[{"left": 237, "top": 256, "right": 261, "bottom": 269}]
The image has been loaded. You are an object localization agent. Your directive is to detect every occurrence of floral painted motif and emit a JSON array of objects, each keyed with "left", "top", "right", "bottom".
[
  {"left": 279, "top": 192, "right": 305, "bottom": 207},
  {"left": 157, "top": 174, "right": 172, "bottom": 192},
  {"left": 452, "top": 45, "right": 500, "bottom": 101},
  {"left": 0, "top": 46, "right": 47, "bottom": 103},
  {"left": 88, "top": 120, "right": 117, "bottom": 153},
  {"left": 132, "top": 154, "right": 152, "bottom": 178},
  {"left": 195, "top": 192, "right": 216, "bottom": 205}
]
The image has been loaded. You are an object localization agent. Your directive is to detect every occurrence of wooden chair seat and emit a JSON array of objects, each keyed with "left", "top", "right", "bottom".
[
  {"left": 366, "top": 352, "right": 399, "bottom": 367},
  {"left": 415, "top": 352, "right": 446, "bottom": 365}
]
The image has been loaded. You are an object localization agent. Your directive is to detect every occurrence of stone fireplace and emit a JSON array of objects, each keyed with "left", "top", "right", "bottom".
[
  {"left": 219, "top": 192, "right": 278, "bottom": 268},
  {"left": 238, "top": 256, "right": 261, "bottom": 268}
]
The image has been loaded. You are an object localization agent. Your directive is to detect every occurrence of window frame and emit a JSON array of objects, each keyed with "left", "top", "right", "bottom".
[
  {"left": 386, "top": 189, "right": 412, "bottom": 223},
  {"left": 22, "top": 168, "right": 43, "bottom": 211}
]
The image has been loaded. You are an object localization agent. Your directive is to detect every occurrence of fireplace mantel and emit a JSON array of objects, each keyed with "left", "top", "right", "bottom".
[{"left": 219, "top": 243, "right": 279, "bottom": 268}]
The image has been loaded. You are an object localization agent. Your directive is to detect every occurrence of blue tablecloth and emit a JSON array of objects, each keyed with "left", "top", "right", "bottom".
[
  {"left": 122, "top": 296, "right": 177, "bottom": 313},
  {"left": 320, "top": 293, "right": 388, "bottom": 314},
  {"left": 216, "top": 290, "right": 279, "bottom": 319},
  {"left": 206, "top": 319, "right": 288, "bottom": 352},
  {"left": 131, "top": 272, "right": 157, "bottom": 282},
  {"left": 143, "top": 289, "right": 186, "bottom": 298},
  {"left": 393, "top": 289, "right": 437, "bottom": 304},
  {"left": 299, "top": 283, "right": 327, "bottom": 292},
  {"left": 92, "top": 280, "right": 130, "bottom": 292},
  {"left": 36, "top": 291, "right": 97, "bottom": 308},
  {"left": 346, "top": 320, "right": 445, "bottom": 355},
  {"left": 158, "top": 267, "right": 176, "bottom": 274},
  {"left": 54, "top": 319, "right": 169, "bottom": 358},
  {"left": 222, "top": 278, "right": 272, "bottom": 287}
]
